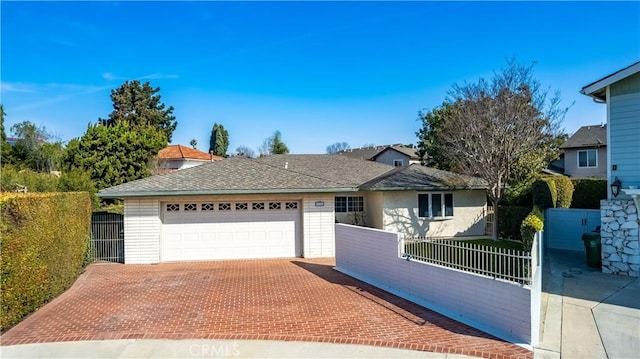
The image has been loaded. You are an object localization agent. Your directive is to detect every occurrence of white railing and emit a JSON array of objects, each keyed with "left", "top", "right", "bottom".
[{"left": 401, "top": 237, "right": 532, "bottom": 285}]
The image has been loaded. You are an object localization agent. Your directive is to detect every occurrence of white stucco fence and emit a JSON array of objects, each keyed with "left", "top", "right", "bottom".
[{"left": 334, "top": 223, "right": 541, "bottom": 348}]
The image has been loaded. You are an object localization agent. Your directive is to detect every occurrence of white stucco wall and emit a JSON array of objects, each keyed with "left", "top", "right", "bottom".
[
  {"left": 380, "top": 190, "right": 487, "bottom": 237},
  {"left": 365, "top": 191, "right": 384, "bottom": 229},
  {"left": 334, "top": 224, "right": 534, "bottom": 347}
]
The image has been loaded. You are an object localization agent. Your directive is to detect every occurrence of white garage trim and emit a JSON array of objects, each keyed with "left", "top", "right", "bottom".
[{"left": 160, "top": 200, "right": 301, "bottom": 262}]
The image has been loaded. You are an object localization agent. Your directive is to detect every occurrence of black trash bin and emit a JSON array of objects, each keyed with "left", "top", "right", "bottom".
[{"left": 582, "top": 231, "right": 601, "bottom": 268}]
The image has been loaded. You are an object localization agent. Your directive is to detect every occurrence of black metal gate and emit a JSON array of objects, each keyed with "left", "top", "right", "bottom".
[{"left": 90, "top": 212, "right": 124, "bottom": 263}]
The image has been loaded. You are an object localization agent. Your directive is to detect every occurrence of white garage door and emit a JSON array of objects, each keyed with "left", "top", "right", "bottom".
[{"left": 161, "top": 201, "right": 300, "bottom": 262}]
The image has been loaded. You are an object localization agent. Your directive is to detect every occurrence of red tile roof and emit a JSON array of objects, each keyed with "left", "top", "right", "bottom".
[{"left": 158, "top": 145, "right": 223, "bottom": 161}]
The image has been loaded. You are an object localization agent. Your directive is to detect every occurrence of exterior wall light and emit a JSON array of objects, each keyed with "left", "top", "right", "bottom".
[{"left": 611, "top": 177, "right": 622, "bottom": 198}]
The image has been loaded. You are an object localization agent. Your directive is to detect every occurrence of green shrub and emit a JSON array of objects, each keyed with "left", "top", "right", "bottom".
[
  {"left": 532, "top": 178, "right": 557, "bottom": 209},
  {"left": 571, "top": 178, "right": 607, "bottom": 209},
  {"left": 0, "top": 192, "right": 92, "bottom": 331},
  {"left": 551, "top": 176, "right": 574, "bottom": 208},
  {"left": 530, "top": 205, "right": 544, "bottom": 222},
  {"left": 58, "top": 168, "right": 98, "bottom": 208},
  {"left": 0, "top": 166, "right": 58, "bottom": 192},
  {"left": 521, "top": 207, "right": 544, "bottom": 251},
  {"left": 497, "top": 205, "right": 531, "bottom": 241},
  {"left": 503, "top": 179, "right": 534, "bottom": 206},
  {"left": 0, "top": 166, "right": 98, "bottom": 209}
]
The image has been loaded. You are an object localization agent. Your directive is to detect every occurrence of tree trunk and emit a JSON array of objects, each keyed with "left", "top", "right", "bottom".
[{"left": 491, "top": 199, "right": 500, "bottom": 241}]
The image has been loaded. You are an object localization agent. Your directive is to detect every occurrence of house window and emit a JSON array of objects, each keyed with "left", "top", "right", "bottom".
[
  {"left": 218, "top": 203, "right": 231, "bottom": 211},
  {"left": 393, "top": 159, "right": 404, "bottom": 167},
  {"left": 418, "top": 193, "right": 454, "bottom": 218},
  {"left": 235, "top": 203, "right": 248, "bottom": 211},
  {"left": 269, "top": 202, "right": 281, "bottom": 210},
  {"left": 166, "top": 203, "right": 180, "bottom": 212},
  {"left": 578, "top": 150, "right": 597, "bottom": 168},
  {"left": 184, "top": 203, "right": 197, "bottom": 211},
  {"left": 201, "top": 203, "right": 214, "bottom": 211},
  {"left": 285, "top": 202, "right": 298, "bottom": 210},
  {"left": 335, "top": 196, "right": 364, "bottom": 213},
  {"left": 252, "top": 202, "right": 265, "bottom": 210}
]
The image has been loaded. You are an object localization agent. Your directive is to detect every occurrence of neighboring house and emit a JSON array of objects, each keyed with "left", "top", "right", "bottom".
[
  {"left": 560, "top": 124, "right": 607, "bottom": 178},
  {"left": 581, "top": 61, "right": 640, "bottom": 277},
  {"left": 155, "top": 145, "right": 222, "bottom": 173},
  {"left": 98, "top": 154, "right": 488, "bottom": 264},
  {"left": 338, "top": 144, "right": 420, "bottom": 167},
  {"left": 545, "top": 153, "right": 565, "bottom": 175}
]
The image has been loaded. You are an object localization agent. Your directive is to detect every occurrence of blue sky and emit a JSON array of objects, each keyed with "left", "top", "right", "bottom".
[{"left": 2, "top": 1, "right": 639, "bottom": 154}]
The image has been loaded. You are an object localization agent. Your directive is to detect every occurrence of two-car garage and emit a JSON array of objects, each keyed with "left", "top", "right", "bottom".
[{"left": 160, "top": 200, "right": 301, "bottom": 262}]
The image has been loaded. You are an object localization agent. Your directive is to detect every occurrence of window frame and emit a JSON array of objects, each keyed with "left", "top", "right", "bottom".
[
  {"left": 393, "top": 159, "right": 404, "bottom": 167},
  {"left": 334, "top": 196, "right": 364, "bottom": 213},
  {"left": 577, "top": 149, "right": 598, "bottom": 168},
  {"left": 418, "top": 193, "right": 454, "bottom": 219}
]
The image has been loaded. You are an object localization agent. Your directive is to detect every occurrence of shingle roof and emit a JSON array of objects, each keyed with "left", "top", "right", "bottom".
[
  {"left": 158, "top": 145, "right": 222, "bottom": 161},
  {"left": 338, "top": 144, "right": 419, "bottom": 161},
  {"left": 256, "top": 154, "right": 394, "bottom": 187},
  {"left": 560, "top": 125, "right": 607, "bottom": 149},
  {"left": 98, "top": 155, "right": 394, "bottom": 198},
  {"left": 371, "top": 145, "right": 420, "bottom": 160},
  {"left": 337, "top": 146, "right": 385, "bottom": 160},
  {"left": 360, "top": 164, "right": 488, "bottom": 191},
  {"left": 98, "top": 154, "right": 487, "bottom": 198}
]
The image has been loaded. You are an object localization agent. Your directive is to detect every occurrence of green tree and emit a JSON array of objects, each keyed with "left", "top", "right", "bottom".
[
  {"left": 433, "top": 59, "right": 567, "bottom": 240},
  {"left": 208, "top": 123, "right": 229, "bottom": 157},
  {"left": 0, "top": 105, "right": 11, "bottom": 165},
  {"left": 64, "top": 121, "right": 167, "bottom": 190},
  {"left": 260, "top": 130, "right": 289, "bottom": 156},
  {"left": 189, "top": 139, "right": 198, "bottom": 149},
  {"left": 100, "top": 80, "right": 177, "bottom": 142},
  {"left": 415, "top": 103, "right": 457, "bottom": 170},
  {"left": 7, "top": 120, "right": 64, "bottom": 172}
]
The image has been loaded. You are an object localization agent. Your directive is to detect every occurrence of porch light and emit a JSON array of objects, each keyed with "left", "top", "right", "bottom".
[{"left": 611, "top": 177, "right": 622, "bottom": 198}]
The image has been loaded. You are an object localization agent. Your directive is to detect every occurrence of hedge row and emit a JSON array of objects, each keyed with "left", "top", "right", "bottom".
[
  {"left": 0, "top": 192, "right": 92, "bottom": 331},
  {"left": 570, "top": 178, "right": 607, "bottom": 209},
  {"left": 497, "top": 205, "right": 531, "bottom": 241}
]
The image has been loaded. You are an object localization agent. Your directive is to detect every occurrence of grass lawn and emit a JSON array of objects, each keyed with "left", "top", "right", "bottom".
[
  {"left": 462, "top": 238, "right": 526, "bottom": 251},
  {"left": 404, "top": 237, "right": 531, "bottom": 284}
]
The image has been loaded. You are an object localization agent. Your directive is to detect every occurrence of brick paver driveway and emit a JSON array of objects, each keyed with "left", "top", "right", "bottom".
[{"left": 1, "top": 258, "right": 531, "bottom": 358}]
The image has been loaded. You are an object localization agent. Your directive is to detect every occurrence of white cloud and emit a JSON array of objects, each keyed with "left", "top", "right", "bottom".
[
  {"left": 1, "top": 82, "right": 38, "bottom": 93},
  {"left": 140, "top": 73, "right": 180, "bottom": 80},
  {"left": 102, "top": 72, "right": 118, "bottom": 81}
]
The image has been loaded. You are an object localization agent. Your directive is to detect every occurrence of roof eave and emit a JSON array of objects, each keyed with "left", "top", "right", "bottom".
[
  {"left": 97, "top": 187, "right": 358, "bottom": 198},
  {"left": 359, "top": 186, "right": 488, "bottom": 192},
  {"left": 580, "top": 62, "right": 640, "bottom": 101}
]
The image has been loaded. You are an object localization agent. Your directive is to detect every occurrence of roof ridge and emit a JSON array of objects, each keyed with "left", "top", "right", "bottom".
[{"left": 249, "top": 157, "right": 350, "bottom": 187}]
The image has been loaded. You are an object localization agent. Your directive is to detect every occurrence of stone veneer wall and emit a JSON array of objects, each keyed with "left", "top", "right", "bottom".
[{"left": 600, "top": 199, "right": 639, "bottom": 277}]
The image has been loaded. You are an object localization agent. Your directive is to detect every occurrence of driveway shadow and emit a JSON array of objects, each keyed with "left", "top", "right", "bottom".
[{"left": 292, "top": 260, "right": 503, "bottom": 341}]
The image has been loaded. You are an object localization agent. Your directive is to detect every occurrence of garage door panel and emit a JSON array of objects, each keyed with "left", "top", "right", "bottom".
[{"left": 161, "top": 202, "right": 299, "bottom": 262}]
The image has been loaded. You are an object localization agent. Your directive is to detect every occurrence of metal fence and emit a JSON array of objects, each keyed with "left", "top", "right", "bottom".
[
  {"left": 401, "top": 237, "right": 532, "bottom": 285},
  {"left": 90, "top": 212, "right": 124, "bottom": 263}
]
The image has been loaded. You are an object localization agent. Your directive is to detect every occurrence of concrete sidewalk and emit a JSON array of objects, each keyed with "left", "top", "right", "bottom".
[
  {"left": 0, "top": 339, "right": 477, "bottom": 359},
  {"left": 535, "top": 250, "right": 640, "bottom": 359}
]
